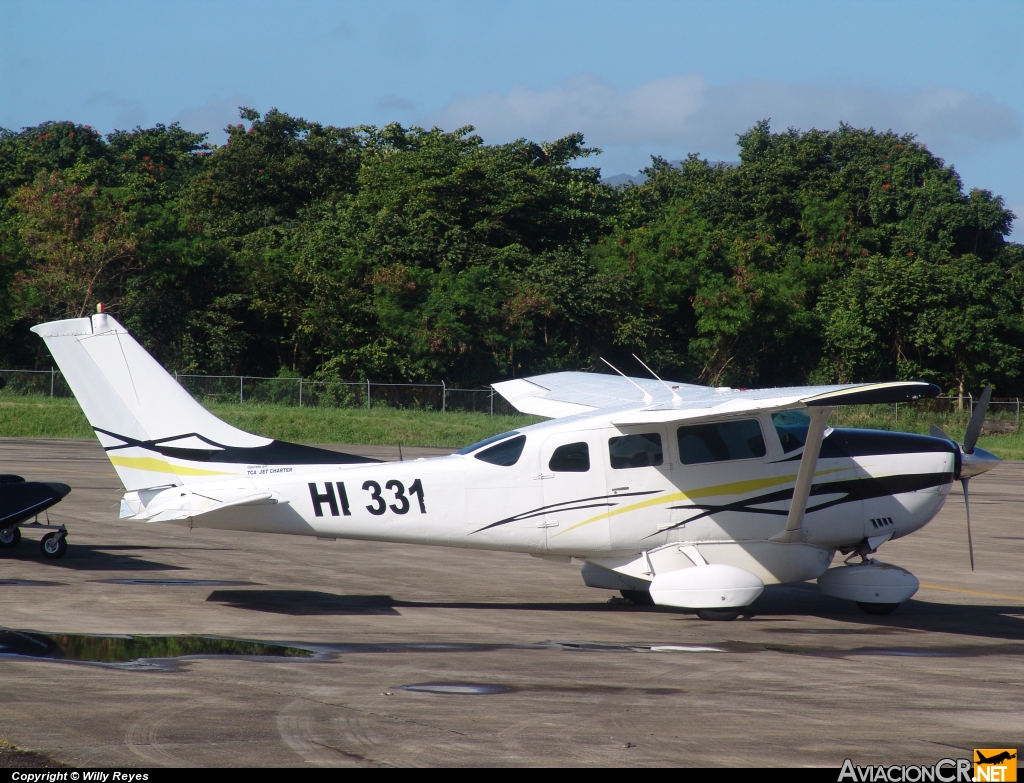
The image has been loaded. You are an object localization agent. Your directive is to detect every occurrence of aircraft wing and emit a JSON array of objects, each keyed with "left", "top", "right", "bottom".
[
  {"left": 491, "top": 373, "right": 704, "bottom": 417},
  {"left": 492, "top": 372, "right": 939, "bottom": 422}
]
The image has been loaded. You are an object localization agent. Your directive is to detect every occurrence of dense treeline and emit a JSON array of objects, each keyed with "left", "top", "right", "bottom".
[{"left": 1, "top": 110, "right": 1020, "bottom": 394}]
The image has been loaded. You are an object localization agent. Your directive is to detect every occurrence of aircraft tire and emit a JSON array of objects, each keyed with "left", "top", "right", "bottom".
[
  {"left": 696, "top": 609, "right": 741, "bottom": 621},
  {"left": 620, "top": 590, "right": 655, "bottom": 606},
  {"left": 856, "top": 601, "right": 900, "bottom": 616},
  {"left": 0, "top": 526, "right": 20, "bottom": 548},
  {"left": 39, "top": 532, "right": 67, "bottom": 559}
]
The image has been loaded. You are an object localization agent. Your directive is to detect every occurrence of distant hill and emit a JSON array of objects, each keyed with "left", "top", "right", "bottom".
[
  {"left": 602, "top": 160, "right": 738, "bottom": 187},
  {"left": 603, "top": 172, "right": 647, "bottom": 187}
]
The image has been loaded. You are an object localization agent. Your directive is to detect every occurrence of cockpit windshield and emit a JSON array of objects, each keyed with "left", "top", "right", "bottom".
[{"left": 456, "top": 431, "right": 520, "bottom": 455}]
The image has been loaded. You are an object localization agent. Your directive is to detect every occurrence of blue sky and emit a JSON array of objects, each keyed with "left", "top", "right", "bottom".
[{"left": 2, "top": 0, "right": 1022, "bottom": 236}]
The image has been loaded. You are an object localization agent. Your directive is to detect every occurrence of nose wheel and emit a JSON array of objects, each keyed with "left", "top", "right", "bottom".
[{"left": 619, "top": 589, "right": 655, "bottom": 606}]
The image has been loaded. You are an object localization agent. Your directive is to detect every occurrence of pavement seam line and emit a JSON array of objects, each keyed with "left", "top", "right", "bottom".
[{"left": 919, "top": 583, "right": 1024, "bottom": 602}]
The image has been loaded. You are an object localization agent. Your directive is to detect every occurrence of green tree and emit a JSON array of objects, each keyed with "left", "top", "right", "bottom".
[{"left": 292, "top": 123, "right": 614, "bottom": 384}]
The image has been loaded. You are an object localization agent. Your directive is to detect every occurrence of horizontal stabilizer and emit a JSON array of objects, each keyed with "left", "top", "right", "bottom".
[{"left": 125, "top": 486, "right": 281, "bottom": 523}]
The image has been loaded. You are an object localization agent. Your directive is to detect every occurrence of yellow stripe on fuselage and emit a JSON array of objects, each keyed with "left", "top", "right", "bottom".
[
  {"left": 108, "top": 455, "right": 233, "bottom": 477},
  {"left": 551, "top": 467, "right": 850, "bottom": 538}
]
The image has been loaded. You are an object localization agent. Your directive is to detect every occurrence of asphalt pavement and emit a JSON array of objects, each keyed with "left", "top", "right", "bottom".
[{"left": 0, "top": 438, "right": 1021, "bottom": 767}]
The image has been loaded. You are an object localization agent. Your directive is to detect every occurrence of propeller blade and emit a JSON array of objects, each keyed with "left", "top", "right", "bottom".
[
  {"left": 963, "top": 385, "right": 993, "bottom": 454},
  {"left": 962, "top": 478, "right": 975, "bottom": 571},
  {"left": 930, "top": 424, "right": 952, "bottom": 440}
]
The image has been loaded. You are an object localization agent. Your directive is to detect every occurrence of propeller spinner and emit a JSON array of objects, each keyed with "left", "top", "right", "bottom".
[{"left": 930, "top": 386, "right": 1001, "bottom": 571}]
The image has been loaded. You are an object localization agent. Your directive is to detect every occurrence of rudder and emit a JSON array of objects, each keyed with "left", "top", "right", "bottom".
[{"left": 32, "top": 313, "right": 272, "bottom": 490}]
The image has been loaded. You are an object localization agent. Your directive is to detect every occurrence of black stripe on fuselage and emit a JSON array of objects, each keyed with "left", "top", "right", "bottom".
[
  {"left": 773, "top": 428, "right": 957, "bottom": 463},
  {"left": 651, "top": 469, "right": 953, "bottom": 537},
  {"left": 94, "top": 428, "right": 380, "bottom": 465},
  {"left": 471, "top": 490, "right": 661, "bottom": 534}
]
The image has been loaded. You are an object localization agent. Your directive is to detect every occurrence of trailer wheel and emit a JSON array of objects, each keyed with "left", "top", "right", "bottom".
[
  {"left": 0, "top": 526, "right": 20, "bottom": 549},
  {"left": 40, "top": 532, "right": 67, "bottom": 559}
]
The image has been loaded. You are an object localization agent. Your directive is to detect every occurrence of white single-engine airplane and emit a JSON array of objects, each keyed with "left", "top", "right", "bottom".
[{"left": 30, "top": 311, "right": 1001, "bottom": 619}]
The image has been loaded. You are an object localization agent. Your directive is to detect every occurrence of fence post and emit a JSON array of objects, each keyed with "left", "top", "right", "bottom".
[
  {"left": 299, "top": 379, "right": 303, "bottom": 408},
  {"left": 240, "top": 376, "right": 244, "bottom": 404},
  {"left": 1017, "top": 397, "right": 1020, "bottom": 426},
  {"left": 442, "top": 380, "right": 446, "bottom": 413},
  {"left": 50, "top": 367, "right": 55, "bottom": 398},
  {"left": 894, "top": 403, "right": 898, "bottom": 428},
  {"left": 367, "top": 379, "right": 371, "bottom": 410},
  {"left": 490, "top": 387, "right": 494, "bottom": 416}
]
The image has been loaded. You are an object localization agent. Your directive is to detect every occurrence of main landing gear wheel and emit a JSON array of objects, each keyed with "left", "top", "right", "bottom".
[
  {"left": 620, "top": 590, "right": 656, "bottom": 606},
  {"left": 0, "top": 526, "right": 20, "bottom": 548},
  {"left": 857, "top": 602, "right": 900, "bottom": 616},
  {"left": 697, "top": 609, "right": 741, "bottom": 621},
  {"left": 39, "top": 532, "right": 67, "bottom": 559}
]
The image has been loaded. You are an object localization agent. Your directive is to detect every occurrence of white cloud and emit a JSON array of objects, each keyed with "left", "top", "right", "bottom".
[
  {"left": 174, "top": 94, "right": 254, "bottom": 144},
  {"left": 430, "top": 73, "right": 705, "bottom": 148},
  {"left": 427, "top": 73, "right": 1021, "bottom": 159}
]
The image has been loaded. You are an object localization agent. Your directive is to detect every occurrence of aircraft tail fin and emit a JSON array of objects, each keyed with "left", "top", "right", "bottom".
[{"left": 31, "top": 314, "right": 273, "bottom": 491}]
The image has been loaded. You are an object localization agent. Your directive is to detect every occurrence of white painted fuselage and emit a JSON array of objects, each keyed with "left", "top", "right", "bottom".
[{"left": 124, "top": 411, "right": 955, "bottom": 587}]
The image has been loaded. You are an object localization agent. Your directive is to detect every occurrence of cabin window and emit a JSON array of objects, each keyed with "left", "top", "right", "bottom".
[
  {"left": 549, "top": 442, "right": 590, "bottom": 472},
  {"left": 474, "top": 435, "right": 527, "bottom": 466},
  {"left": 609, "top": 433, "right": 663, "bottom": 469},
  {"left": 771, "top": 410, "right": 810, "bottom": 453},
  {"left": 676, "top": 419, "right": 766, "bottom": 464}
]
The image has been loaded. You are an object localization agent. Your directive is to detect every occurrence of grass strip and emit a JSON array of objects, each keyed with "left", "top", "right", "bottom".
[
  {"left": 2, "top": 394, "right": 1022, "bottom": 458},
  {"left": 0, "top": 395, "right": 539, "bottom": 448}
]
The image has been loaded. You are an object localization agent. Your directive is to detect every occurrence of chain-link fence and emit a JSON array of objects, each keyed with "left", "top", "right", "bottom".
[
  {"left": 0, "top": 368, "right": 520, "bottom": 415},
  {"left": 0, "top": 368, "right": 1019, "bottom": 427},
  {"left": 829, "top": 395, "right": 1020, "bottom": 433},
  {"left": 0, "top": 368, "right": 73, "bottom": 398}
]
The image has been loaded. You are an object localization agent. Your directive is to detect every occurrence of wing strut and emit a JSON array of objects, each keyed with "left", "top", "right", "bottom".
[{"left": 773, "top": 406, "right": 833, "bottom": 543}]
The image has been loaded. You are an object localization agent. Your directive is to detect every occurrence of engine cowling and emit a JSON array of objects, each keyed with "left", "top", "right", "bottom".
[
  {"left": 649, "top": 564, "right": 764, "bottom": 609},
  {"left": 817, "top": 560, "right": 919, "bottom": 604}
]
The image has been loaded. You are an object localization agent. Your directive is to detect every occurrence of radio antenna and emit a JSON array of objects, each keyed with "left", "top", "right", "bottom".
[
  {"left": 632, "top": 353, "right": 682, "bottom": 405},
  {"left": 600, "top": 357, "right": 653, "bottom": 405}
]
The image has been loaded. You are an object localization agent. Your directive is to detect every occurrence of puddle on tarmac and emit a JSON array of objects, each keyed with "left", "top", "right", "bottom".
[
  {"left": 846, "top": 647, "right": 959, "bottom": 658},
  {"left": 395, "top": 681, "right": 684, "bottom": 697},
  {"left": 765, "top": 628, "right": 906, "bottom": 636},
  {"left": 399, "top": 682, "right": 514, "bottom": 695},
  {"left": 550, "top": 641, "right": 723, "bottom": 653},
  {"left": 0, "top": 630, "right": 314, "bottom": 668},
  {"left": 0, "top": 580, "right": 64, "bottom": 587},
  {"left": 649, "top": 645, "right": 724, "bottom": 652},
  {"left": 95, "top": 579, "right": 259, "bottom": 586}
]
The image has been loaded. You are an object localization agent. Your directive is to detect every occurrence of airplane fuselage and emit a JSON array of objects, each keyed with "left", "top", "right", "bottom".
[{"left": 122, "top": 413, "right": 957, "bottom": 586}]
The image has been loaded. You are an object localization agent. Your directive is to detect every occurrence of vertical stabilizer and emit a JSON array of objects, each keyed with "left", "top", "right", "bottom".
[{"left": 31, "top": 314, "right": 272, "bottom": 490}]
